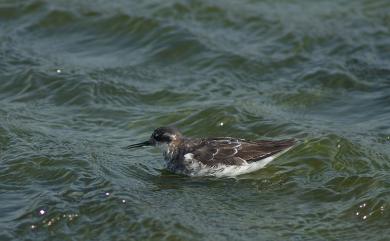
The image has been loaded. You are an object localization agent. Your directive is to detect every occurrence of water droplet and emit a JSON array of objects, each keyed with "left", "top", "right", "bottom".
[
  {"left": 363, "top": 215, "right": 367, "bottom": 220},
  {"left": 105, "top": 192, "right": 110, "bottom": 196},
  {"left": 356, "top": 212, "right": 359, "bottom": 216},
  {"left": 31, "top": 225, "right": 36, "bottom": 229},
  {"left": 39, "top": 209, "right": 46, "bottom": 215},
  {"left": 337, "top": 144, "right": 341, "bottom": 148},
  {"left": 219, "top": 122, "right": 224, "bottom": 126},
  {"left": 56, "top": 69, "right": 62, "bottom": 73},
  {"left": 380, "top": 206, "right": 384, "bottom": 211},
  {"left": 359, "top": 203, "right": 366, "bottom": 208},
  {"left": 122, "top": 199, "right": 126, "bottom": 203}
]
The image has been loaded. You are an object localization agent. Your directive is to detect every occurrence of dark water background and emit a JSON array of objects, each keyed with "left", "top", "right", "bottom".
[{"left": 1, "top": 0, "right": 390, "bottom": 240}]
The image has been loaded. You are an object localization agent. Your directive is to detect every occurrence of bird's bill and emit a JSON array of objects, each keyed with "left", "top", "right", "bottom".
[{"left": 127, "top": 140, "right": 152, "bottom": 149}]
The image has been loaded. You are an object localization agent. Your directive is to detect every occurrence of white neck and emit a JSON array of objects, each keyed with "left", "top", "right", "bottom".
[{"left": 157, "top": 143, "right": 175, "bottom": 160}]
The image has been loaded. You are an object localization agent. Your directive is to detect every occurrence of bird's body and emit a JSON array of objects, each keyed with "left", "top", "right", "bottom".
[{"left": 128, "top": 127, "right": 296, "bottom": 177}]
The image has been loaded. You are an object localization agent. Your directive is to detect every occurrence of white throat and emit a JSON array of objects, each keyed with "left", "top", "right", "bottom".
[{"left": 156, "top": 142, "right": 175, "bottom": 160}]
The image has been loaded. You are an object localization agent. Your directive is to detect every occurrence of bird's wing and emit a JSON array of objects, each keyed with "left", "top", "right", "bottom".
[{"left": 192, "top": 137, "right": 295, "bottom": 166}]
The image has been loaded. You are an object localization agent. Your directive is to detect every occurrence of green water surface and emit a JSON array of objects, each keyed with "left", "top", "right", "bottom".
[{"left": 1, "top": 0, "right": 390, "bottom": 240}]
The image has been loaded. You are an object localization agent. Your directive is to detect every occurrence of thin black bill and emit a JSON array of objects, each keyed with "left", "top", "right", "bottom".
[{"left": 127, "top": 140, "right": 151, "bottom": 149}]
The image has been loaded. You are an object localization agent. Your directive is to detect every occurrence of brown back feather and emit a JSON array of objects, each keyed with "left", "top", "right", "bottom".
[{"left": 192, "top": 138, "right": 295, "bottom": 166}]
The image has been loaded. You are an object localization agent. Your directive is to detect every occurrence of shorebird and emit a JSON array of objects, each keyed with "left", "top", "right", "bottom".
[{"left": 127, "top": 127, "right": 295, "bottom": 177}]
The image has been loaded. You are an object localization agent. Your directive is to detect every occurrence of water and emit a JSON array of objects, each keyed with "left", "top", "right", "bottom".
[{"left": 1, "top": 0, "right": 389, "bottom": 240}]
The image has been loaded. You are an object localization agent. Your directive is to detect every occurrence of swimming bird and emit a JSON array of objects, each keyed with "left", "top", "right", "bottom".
[{"left": 127, "top": 127, "right": 295, "bottom": 177}]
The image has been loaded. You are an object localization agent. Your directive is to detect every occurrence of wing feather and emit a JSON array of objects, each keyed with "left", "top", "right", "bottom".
[{"left": 192, "top": 138, "right": 295, "bottom": 166}]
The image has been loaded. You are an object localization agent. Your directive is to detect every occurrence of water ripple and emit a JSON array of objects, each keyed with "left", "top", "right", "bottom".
[{"left": 1, "top": 0, "right": 390, "bottom": 240}]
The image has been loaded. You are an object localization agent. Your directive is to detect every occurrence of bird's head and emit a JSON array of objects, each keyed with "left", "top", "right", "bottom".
[{"left": 127, "top": 127, "right": 183, "bottom": 151}]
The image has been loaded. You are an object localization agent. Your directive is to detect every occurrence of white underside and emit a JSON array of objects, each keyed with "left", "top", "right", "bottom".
[{"left": 168, "top": 147, "right": 293, "bottom": 177}]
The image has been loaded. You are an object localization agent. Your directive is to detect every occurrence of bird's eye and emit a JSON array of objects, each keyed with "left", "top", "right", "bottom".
[
  {"left": 161, "top": 134, "right": 171, "bottom": 142},
  {"left": 153, "top": 133, "right": 170, "bottom": 142},
  {"left": 159, "top": 134, "right": 171, "bottom": 142}
]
